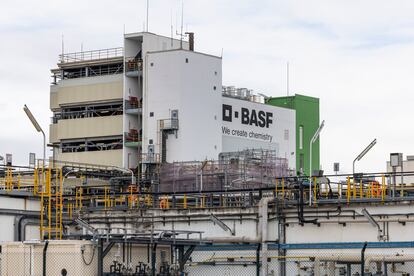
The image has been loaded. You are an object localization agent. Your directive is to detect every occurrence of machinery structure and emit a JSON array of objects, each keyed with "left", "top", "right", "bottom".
[{"left": 2, "top": 157, "right": 414, "bottom": 275}]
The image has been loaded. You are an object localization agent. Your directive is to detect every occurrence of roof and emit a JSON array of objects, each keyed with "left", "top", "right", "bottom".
[{"left": 146, "top": 48, "right": 222, "bottom": 60}]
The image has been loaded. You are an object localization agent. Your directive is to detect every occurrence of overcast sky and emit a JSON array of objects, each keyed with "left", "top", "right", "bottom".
[{"left": 1, "top": 0, "right": 413, "bottom": 174}]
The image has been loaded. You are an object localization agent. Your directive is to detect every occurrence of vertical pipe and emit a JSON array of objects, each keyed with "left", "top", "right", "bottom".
[
  {"left": 42, "top": 241, "right": 49, "bottom": 276},
  {"left": 151, "top": 244, "right": 157, "bottom": 276},
  {"left": 40, "top": 187, "right": 44, "bottom": 240},
  {"left": 361, "top": 242, "right": 368, "bottom": 275},
  {"left": 34, "top": 168, "right": 38, "bottom": 195},
  {"left": 47, "top": 168, "right": 51, "bottom": 240},
  {"left": 256, "top": 243, "right": 261, "bottom": 276},
  {"left": 97, "top": 239, "right": 103, "bottom": 276},
  {"left": 17, "top": 174, "right": 21, "bottom": 191},
  {"left": 359, "top": 179, "right": 363, "bottom": 199},
  {"left": 309, "top": 142, "right": 313, "bottom": 206},
  {"left": 353, "top": 178, "right": 357, "bottom": 199},
  {"left": 55, "top": 169, "right": 58, "bottom": 238},
  {"left": 347, "top": 177, "right": 351, "bottom": 204}
]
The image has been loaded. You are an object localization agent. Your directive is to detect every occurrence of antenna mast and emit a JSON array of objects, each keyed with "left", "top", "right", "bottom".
[
  {"left": 146, "top": 0, "right": 149, "bottom": 32},
  {"left": 287, "top": 61, "right": 290, "bottom": 96},
  {"left": 180, "top": 0, "right": 184, "bottom": 49},
  {"left": 61, "top": 34, "right": 64, "bottom": 63},
  {"left": 170, "top": 9, "right": 173, "bottom": 47}
]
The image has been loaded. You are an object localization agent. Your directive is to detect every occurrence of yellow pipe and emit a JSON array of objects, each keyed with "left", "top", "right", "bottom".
[
  {"left": 47, "top": 168, "right": 51, "bottom": 240},
  {"left": 17, "top": 174, "right": 21, "bottom": 191},
  {"left": 370, "top": 182, "right": 373, "bottom": 198},
  {"left": 79, "top": 187, "right": 83, "bottom": 210},
  {"left": 60, "top": 168, "right": 63, "bottom": 239},
  {"left": 281, "top": 178, "right": 285, "bottom": 198},
  {"left": 34, "top": 168, "right": 38, "bottom": 195},
  {"left": 40, "top": 185, "right": 44, "bottom": 240},
  {"left": 359, "top": 179, "right": 363, "bottom": 199},
  {"left": 55, "top": 169, "right": 59, "bottom": 238},
  {"left": 104, "top": 187, "right": 108, "bottom": 209},
  {"left": 201, "top": 195, "right": 206, "bottom": 208},
  {"left": 346, "top": 177, "right": 351, "bottom": 204},
  {"left": 382, "top": 174, "right": 386, "bottom": 202},
  {"left": 183, "top": 194, "right": 187, "bottom": 209},
  {"left": 352, "top": 178, "right": 356, "bottom": 199}
]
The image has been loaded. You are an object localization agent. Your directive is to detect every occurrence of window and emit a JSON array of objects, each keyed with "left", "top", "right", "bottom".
[
  {"left": 185, "top": 58, "right": 189, "bottom": 63},
  {"left": 299, "top": 125, "right": 304, "bottom": 150},
  {"left": 150, "top": 62, "right": 154, "bottom": 67},
  {"left": 149, "top": 139, "right": 153, "bottom": 145},
  {"left": 213, "top": 86, "right": 217, "bottom": 91},
  {"left": 284, "top": 129, "right": 289, "bottom": 141},
  {"left": 150, "top": 112, "right": 154, "bottom": 117}
]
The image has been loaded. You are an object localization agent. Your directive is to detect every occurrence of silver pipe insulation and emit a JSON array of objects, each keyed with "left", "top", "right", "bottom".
[
  {"left": 314, "top": 255, "right": 414, "bottom": 276},
  {"left": 258, "top": 197, "right": 276, "bottom": 276}
]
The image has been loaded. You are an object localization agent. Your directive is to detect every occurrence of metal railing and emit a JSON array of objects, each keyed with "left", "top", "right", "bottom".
[
  {"left": 125, "top": 57, "right": 143, "bottom": 72},
  {"left": 59, "top": 47, "right": 123, "bottom": 63},
  {"left": 125, "top": 98, "right": 142, "bottom": 110},
  {"left": 124, "top": 131, "right": 142, "bottom": 143}
]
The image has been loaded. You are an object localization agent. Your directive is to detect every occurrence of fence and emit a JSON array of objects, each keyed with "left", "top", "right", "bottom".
[
  {"left": 3, "top": 241, "right": 414, "bottom": 275},
  {"left": 187, "top": 243, "right": 414, "bottom": 276}
]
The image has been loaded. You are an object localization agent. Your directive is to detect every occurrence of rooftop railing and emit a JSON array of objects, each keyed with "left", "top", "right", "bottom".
[{"left": 59, "top": 47, "right": 124, "bottom": 63}]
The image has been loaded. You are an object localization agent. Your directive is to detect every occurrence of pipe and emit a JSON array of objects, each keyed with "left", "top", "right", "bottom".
[
  {"left": 256, "top": 243, "right": 261, "bottom": 276},
  {"left": 361, "top": 242, "right": 367, "bottom": 276},
  {"left": 314, "top": 254, "right": 414, "bottom": 275},
  {"left": 258, "top": 196, "right": 276, "bottom": 276},
  {"left": 43, "top": 240, "right": 49, "bottom": 276},
  {"left": 364, "top": 255, "right": 414, "bottom": 272},
  {"left": 202, "top": 236, "right": 259, "bottom": 243}
]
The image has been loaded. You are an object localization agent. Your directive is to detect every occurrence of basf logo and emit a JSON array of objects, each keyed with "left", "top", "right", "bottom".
[
  {"left": 221, "top": 99, "right": 277, "bottom": 143},
  {"left": 221, "top": 97, "right": 296, "bottom": 168},
  {"left": 222, "top": 104, "right": 273, "bottom": 128}
]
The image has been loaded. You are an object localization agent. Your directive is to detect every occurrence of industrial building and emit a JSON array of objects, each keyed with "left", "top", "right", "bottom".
[
  {"left": 3, "top": 31, "right": 414, "bottom": 276},
  {"left": 49, "top": 32, "right": 319, "bottom": 177}
]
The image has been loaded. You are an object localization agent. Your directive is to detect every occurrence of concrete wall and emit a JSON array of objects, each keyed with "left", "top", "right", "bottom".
[
  {"left": 145, "top": 50, "right": 222, "bottom": 162},
  {"left": 0, "top": 196, "right": 40, "bottom": 242},
  {"left": 56, "top": 149, "right": 122, "bottom": 167},
  {"left": 55, "top": 115, "right": 123, "bottom": 140},
  {"left": 123, "top": 32, "right": 189, "bottom": 168},
  {"left": 50, "top": 74, "right": 123, "bottom": 110}
]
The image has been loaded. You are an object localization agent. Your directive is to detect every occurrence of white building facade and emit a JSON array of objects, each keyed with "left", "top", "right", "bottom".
[{"left": 50, "top": 32, "right": 296, "bottom": 172}]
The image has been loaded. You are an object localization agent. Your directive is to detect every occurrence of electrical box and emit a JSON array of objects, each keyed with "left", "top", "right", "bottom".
[
  {"left": 29, "top": 153, "right": 36, "bottom": 168},
  {"left": 334, "top": 162, "right": 340, "bottom": 173},
  {"left": 390, "top": 153, "right": 402, "bottom": 167},
  {"left": 5, "top": 154, "right": 12, "bottom": 166}
]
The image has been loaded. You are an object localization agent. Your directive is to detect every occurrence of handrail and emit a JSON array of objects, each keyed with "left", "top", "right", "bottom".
[{"left": 59, "top": 47, "right": 124, "bottom": 63}]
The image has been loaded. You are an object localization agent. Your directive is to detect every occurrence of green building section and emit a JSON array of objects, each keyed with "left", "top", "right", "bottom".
[{"left": 266, "top": 94, "right": 320, "bottom": 176}]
